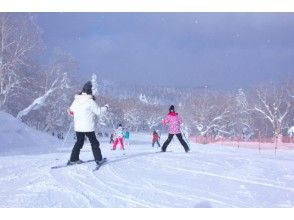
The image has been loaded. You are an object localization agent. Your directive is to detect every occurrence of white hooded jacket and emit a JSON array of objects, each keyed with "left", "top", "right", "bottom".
[{"left": 69, "top": 93, "right": 107, "bottom": 132}]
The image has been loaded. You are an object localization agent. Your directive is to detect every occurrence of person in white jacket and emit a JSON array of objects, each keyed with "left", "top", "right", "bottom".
[{"left": 68, "top": 81, "right": 109, "bottom": 165}]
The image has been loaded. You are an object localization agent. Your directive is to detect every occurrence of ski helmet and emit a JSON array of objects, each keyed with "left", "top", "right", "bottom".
[{"left": 82, "top": 81, "right": 92, "bottom": 95}]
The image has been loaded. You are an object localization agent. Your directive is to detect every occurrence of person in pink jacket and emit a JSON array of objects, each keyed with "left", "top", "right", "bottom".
[{"left": 161, "top": 105, "right": 190, "bottom": 152}]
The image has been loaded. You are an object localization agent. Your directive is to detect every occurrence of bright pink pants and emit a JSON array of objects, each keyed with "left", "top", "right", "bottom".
[{"left": 113, "top": 138, "right": 125, "bottom": 150}]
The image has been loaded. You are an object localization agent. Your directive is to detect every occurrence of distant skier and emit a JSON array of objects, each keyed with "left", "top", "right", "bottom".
[
  {"left": 125, "top": 129, "right": 130, "bottom": 147},
  {"left": 109, "top": 133, "right": 114, "bottom": 144},
  {"left": 112, "top": 124, "right": 125, "bottom": 150},
  {"left": 67, "top": 81, "right": 109, "bottom": 165},
  {"left": 161, "top": 105, "right": 190, "bottom": 152},
  {"left": 152, "top": 130, "right": 161, "bottom": 148}
]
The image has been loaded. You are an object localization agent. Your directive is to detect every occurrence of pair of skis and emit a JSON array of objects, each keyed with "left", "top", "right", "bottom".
[
  {"left": 51, "top": 158, "right": 107, "bottom": 171},
  {"left": 51, "top": 150, "right": 169, "bottom": 171}
]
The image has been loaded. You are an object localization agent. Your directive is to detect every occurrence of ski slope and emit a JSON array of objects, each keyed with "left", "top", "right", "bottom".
[
  {"left": 0, "top": 111, "right": 60, "bottom": 156},
  {"left": 0, "top": 113, "right": 294, "bottom": 207}
]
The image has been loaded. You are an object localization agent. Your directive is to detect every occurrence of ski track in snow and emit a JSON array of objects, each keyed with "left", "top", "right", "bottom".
[
  {"left": 1, "top": 135, "right": 294, "bottom": 208},
  {"left": 164, "top": 166, "right": 294, "bottom": 192}
]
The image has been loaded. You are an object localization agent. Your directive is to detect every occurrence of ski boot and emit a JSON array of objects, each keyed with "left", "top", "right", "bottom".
[
  {"left": 95, "top": 158, "right": 107, "bottom": 165},
  {"left": 67, "top": 160, "right": 84, "bottom": 166}
]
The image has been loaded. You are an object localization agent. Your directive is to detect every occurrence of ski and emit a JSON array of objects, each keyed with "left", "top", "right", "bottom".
[
  {"left": 93, "top": 158, "right": 108, "bottom": 171},
  {"left": 52, "top": 150, "right": 170, "bottom": 171},
  {"left": 155, "top": 150, "right": 172, "bottom": 153},
  {"left": 51, "top": 159, "right": 95, "bottom": 169}
]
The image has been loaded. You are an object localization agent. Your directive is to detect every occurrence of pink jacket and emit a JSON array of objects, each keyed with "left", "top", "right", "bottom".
[{"left": 162, "top": 112, "right": 183, "bottom": 134}]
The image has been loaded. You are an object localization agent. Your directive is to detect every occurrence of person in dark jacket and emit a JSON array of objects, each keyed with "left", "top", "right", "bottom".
[{"left": 110, "top": 133, "right": 114, "bottom": 144}]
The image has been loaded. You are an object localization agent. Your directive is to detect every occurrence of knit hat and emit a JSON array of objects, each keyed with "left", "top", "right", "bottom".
[
  {"left": 82, "top": 81, "right": 92, "bottom": 95},
  {"left": 169, "top": 105, "right": 175, "bottom": 112}
]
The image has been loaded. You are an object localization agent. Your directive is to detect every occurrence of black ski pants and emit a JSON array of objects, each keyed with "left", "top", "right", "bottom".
[
  {"left": 70, "top": 132, "right": 102, "bottom": 162},
  {"left": 161, "top": 133, "right": 190, "bottom": 152}
]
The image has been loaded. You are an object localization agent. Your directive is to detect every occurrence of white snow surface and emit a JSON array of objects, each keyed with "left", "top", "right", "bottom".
[
  {"left": 0, "top": 111, "right": 59, "bottom": 156},
  {"left": 0, "top": 112, "right": 294, "bottom": 208}
]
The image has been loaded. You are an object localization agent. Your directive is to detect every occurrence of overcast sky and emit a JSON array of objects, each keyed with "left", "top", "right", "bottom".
[{"left": 37, "top": 13, "right": 294, "bottom": 90}]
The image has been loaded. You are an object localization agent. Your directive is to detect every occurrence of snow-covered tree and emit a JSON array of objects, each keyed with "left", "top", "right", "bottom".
[
  {"left": 233, "top": 88, "right": 254, "bottom": 140},
  {"left": 139, "top": 93, "right": 149, "bottom": 104},
  {"left": 41, "top": 72, "right": 74, "bottom": 132},
  {"left": 146, "top": 114, "right": 162, "bottom": 130},
  {"left": 16, "top": 51, "right": 77, "bottom": 132},
  {"left": 284, "top": 79, "right": 294, "bottom": 133},
  {"left": 188, "top": 91, "right": 233, "bottom": 137},
  {"left": 253, "top": 83, "right": 291, "bottom": 141},
  {"left": 288, "top": 126, "right": 294, "bottom": 138},
  {"left": 0, "top": 13, "right": 42, "bottom": 110},
  {"left": 121, "top": 99, "right": 144, "bottom": 131},
  {"left": 236, "top": 88, "right": 248, "bottom": 110},
  {"left": 144, "top": 104, "right": 165, "bottom": 131},
  {"left": 91, "top": 73, "right": 98, "bottom": 96},
  {"left": 16, "top": 76, "right": 62, "bottom": 120}
]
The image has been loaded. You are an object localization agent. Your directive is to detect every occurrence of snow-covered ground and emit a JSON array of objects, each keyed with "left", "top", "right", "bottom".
[
  {"left": 0, "top": 112, "right": 60, "bottom": 156},
  {"left": 0, "top": 113, "right": 294, "bottom": 208}
]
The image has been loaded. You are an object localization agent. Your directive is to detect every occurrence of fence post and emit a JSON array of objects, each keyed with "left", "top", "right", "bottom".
[
  {"left": 258, "top": 130, "right": 261, "bottom": 154},
  {"left": 275, "top": 135, "right": 278, "bottom": 156}
]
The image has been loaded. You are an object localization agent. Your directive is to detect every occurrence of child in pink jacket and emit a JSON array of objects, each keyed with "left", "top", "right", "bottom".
[
  {"left": 161, "top": 105, "right": 190, "bottom": 152},
  {"left": 112, "top": 124, "right": 125, "bottom": 150}
]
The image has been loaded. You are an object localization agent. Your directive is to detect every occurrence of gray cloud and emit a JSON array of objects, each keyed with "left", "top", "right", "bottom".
[{"left": 37, "top": 13, "right": 294, "bottom": 90}]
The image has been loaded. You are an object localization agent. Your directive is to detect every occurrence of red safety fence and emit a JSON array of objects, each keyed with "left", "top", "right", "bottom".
[{"left": 190, "top": 135, "right": 294, "bottom": 152}]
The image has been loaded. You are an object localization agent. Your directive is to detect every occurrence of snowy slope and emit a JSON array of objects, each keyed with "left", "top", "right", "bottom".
[
  {"left": 0, "top": 129, "right": 293, "bottom": 208},
  {"left": 0, "top": 111, "right": 60, "bottom": 156}
]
